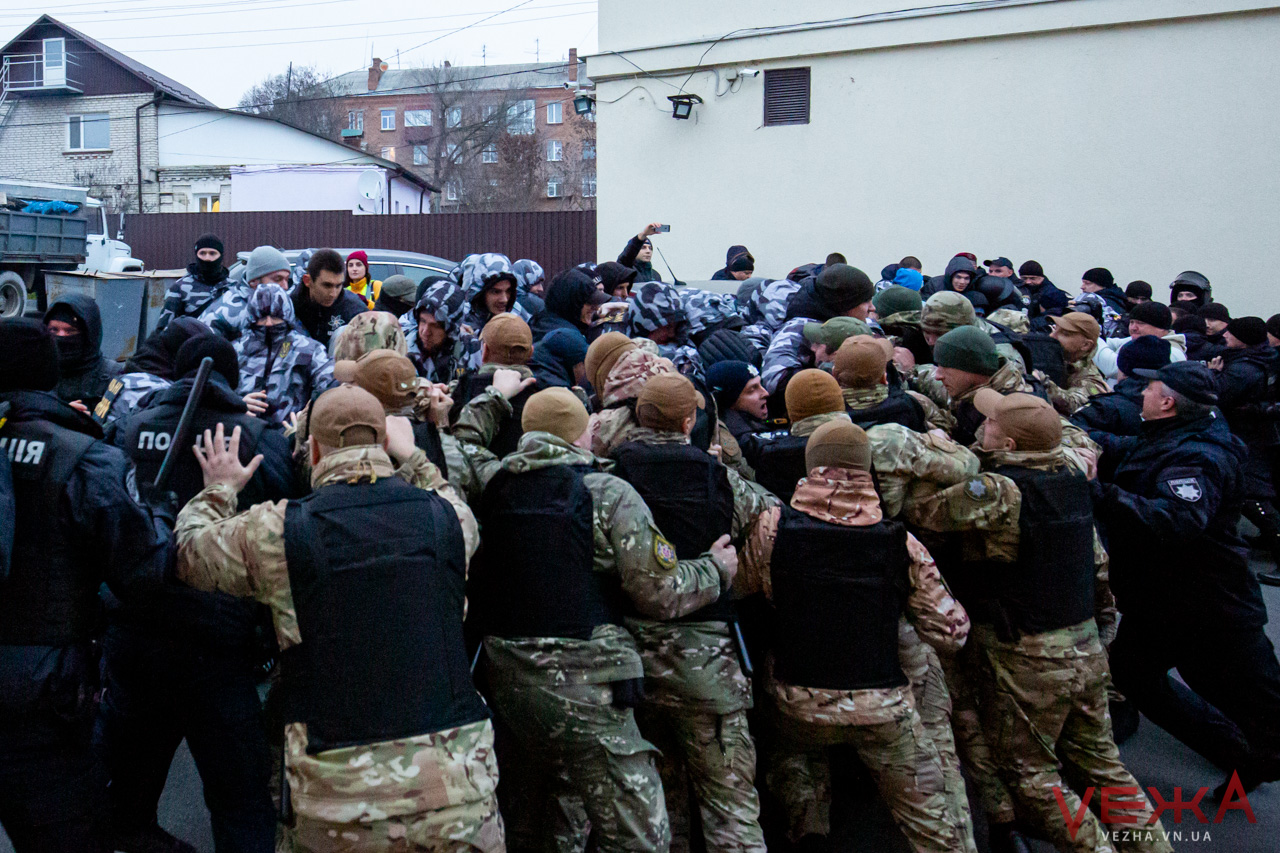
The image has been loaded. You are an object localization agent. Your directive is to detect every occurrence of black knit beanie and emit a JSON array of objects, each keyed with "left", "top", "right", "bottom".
[
  {"left": 0, "top": 318, "right": 60, "bottom": 392},
  {"left": 175, "top": 335, "right": 240, "bottom": 388},
  {"left": 1128, "top": 301, "right": 1172, "bottom": 331},
  {"left": 1082, "top": 267, "right": 1114, "bottom": 289},
  {"left": 1227, "top": 316, "right": 1268, "bottom": 347},
  {"left": 816, "top": 264, "right": 875, "bottom": 313},
  {"left": 195, "top": 233, "right": 225, "bottom": 256}
]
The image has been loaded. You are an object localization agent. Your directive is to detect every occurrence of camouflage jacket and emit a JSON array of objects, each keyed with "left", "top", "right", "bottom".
[
  {"left": 760, "top": 317, "right": 814, "bottom": 394},
  {"left": 155, "top": 268, "right": 231, "bottom": 331},
  {"left": 469, "top": 433, "right": 732, "bottom": 690},
  {"left": 587, "top": 348, "right": 675, "bottom": 458},
  {"left": 739, "top": 467, "right": 969, "bottom": 725},
  {"left": 330, "top": 310, "right": 408, "bottom": 360},
  {"left": 1041, "top": 355, "right": 1110, "bottom": 417},
  {"left": 100, "top": 372, "right": 172, "bottom": 424},
  {"left": 866, "top": 423, "right": 981, "bottom": 520},
  {"left": 714, "top": 417, "right": 754, "bottom": 480},
  {"left": 618, "top": 428, "right": 779, "bottom": 714},
  {"left": 232, "top": 325, "right": 337, "bottom": 428},
  {"left": 198, "top": 283, "right": 254, "bottom": 339},
  {"left": 842, "top": 384, "right": 954, "bottom": 433},
  {"left": 740, "top": 279, "right": 802, "bottom": 356},
  {"left": 899, "top": 445, "right": 1118, "bottom": 650},
  {"left": 174, "top": 446, "right": 488, "bottom": 823}
]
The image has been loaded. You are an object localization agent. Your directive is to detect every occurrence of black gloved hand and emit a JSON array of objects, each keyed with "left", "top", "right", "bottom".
[{"left": 139, "top": 483, "right": 181, "bottom": 528}]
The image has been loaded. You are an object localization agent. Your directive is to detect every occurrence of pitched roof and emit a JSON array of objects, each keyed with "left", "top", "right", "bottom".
[
  {"left": 327, "top": 60, "right": 588, "bottom": 98},
  {"left": 0, "top": 15, "right": 214, "bottom": 107}
]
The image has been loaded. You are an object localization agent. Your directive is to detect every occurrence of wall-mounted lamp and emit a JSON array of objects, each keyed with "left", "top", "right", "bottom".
[
  {"left": 573, "top": 92, "right": 595, "bottom": 115},
  {"left": 666, "top": 93, "right": 703, "bottom": 120}
]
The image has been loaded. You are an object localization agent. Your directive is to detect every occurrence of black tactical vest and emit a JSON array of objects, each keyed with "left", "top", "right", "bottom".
[
  {"left": 611, "top": 440, "right": 735, "bottom": 621},
  {"left": 770, "top": 506, "right": 911, "bottom": 690},
  {"left": 847, "top": 389, "right": 927, "bottom": 433},
  {"left": 449, "top": 371, "right": 538, "bottom": 458},
  {"left": 754, "top": 432, "right": 809, "bottom": 503},
  {"left": 281, "top": 476, "right": 486, "bottom": 754},
  {"left": 0, "top": 400, "right": 98, "bottom": 645},
  {"left": 412, "top": 420, "right": 450, "bottom": 479},
  {"left": 954, "top": 465, "right": 1096, "bottom": 641},
  {"left": 477, "top": 464, "right": 623, "bottom": 639}
]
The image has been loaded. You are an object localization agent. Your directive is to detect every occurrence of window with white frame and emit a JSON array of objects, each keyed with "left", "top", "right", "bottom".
[
  {"left": 413, "top": 144, "right": 430, "bottom": 165},
  {"left": 482, "top": 104, "right": 498, "bottom": 121},
  {"left": 446, "top": 107, "right": 462, "bottom": 128},
  {"left": 446, "top": 182, "right": 459, "bottom": 202},
  {"left": 67, "top": 113, "right": 110, "bottom": 150},
  {"left": 405, "top": 109, "right": 431, "bottom": 127},
  {"left": 445, "top": 142, "right": 460, "bottom": 163},
  {"left": 380, "top": 146, "right": 396, "bottom": 161},
  {"left": 582, "top": 140, "right": 596, "bottom": 160},
  {"left": 581, "top": 175, "right": 596, "bottom": 198},
  {"left": 507, "top": 99, "right": 535, "bottom": 135},
  {"left": 191, "top": 193, "right": 218, "bottom": 213},
  {"left": 546, "top": 102, "right": 562, "bottom": 124},
  {"left": 380, "top": 109, "right": 396, "bottom": 131},
  {"left": 546, "top": 177, "right": 561, "bottom": 198},
  {"left": 481, "top": 144, "right": 498, "bottom": 164},
  {"left": 348, "top": 110, "right": 363, "bottom": 131},
  {"left": 546, "top": 140, "right": 563, "bottom": 162}
]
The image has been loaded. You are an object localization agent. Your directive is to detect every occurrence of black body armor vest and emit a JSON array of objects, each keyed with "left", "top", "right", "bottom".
[
  {"left": 953, "top": 465, "right": 1096, "bottom": 641},
  {"left": 281, "top": 476, "right": 486, "bottom": 753},
  {"left": 611, "top": 440, "right": 735, "bottom": 621},
  {"left": 847, "top": 389, "right": 927, "bottom": 433},
  {"left": 450, "top": 371, "right": 538, "bottom": 459},
  {"left": 754, "top": 432, "right": 809, "bottom": 503},
  {"left": 771, "top": 506, "right": 911, "bottom": 690},
  {"left": 477, "top": 464, "right": 623, "bottom": 639}
]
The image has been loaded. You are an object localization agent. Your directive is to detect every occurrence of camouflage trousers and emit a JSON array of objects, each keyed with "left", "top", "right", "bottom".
[
  {"left": 939, "top": 642, "right": 1017, "bottom": 825},
  {"left": 485, "top": 678, "right": 670, "bottom": 853},
  {"left": 900, "top": 625, "right": 977, "bottom": 853},
  {"left": 637, "top": 706, "right": 766, "bottom": 853},
  {"left": 768, "top": 708, "right": 965, "bottom": 852},
  {"left": 973, "top": 627, "right": 1173, "bottom": 853},
  {"left": 287, "top": 793, "right": 505, "bottom": 852}
]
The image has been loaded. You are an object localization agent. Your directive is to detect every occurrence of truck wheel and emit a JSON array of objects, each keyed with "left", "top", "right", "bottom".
[{"left": 0, "top": 272, "right": 27, "bottom": 319}]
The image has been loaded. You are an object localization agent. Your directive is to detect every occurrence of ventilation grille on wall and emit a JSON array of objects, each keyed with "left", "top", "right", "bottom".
[{"left": 764, "top": 67, "right": 811, "bottom": 126}]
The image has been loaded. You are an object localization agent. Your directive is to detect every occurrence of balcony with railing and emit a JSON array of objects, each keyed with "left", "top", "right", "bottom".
[{"left": 1, "top": 51, "right": 84, "bottom": 96}]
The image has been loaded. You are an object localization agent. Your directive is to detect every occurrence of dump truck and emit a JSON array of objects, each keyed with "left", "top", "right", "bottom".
[{"left": 0, "top": 178, "right": 141, "bottom": 317}]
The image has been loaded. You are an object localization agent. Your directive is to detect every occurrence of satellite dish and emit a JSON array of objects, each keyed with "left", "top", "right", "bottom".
[{"left": 357, "top": 170, "right": 384, "bottom": 201}]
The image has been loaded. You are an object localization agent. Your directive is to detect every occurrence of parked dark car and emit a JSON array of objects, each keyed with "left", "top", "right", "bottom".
[{"left": 228, "top": 248, "right": 456, "bottom": 286}]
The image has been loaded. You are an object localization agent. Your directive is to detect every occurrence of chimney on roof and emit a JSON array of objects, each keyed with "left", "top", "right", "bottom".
[
  {"left": 569, "top": 48, "right": 578, "bottom": 83},
  {"left": 368, "top": 58, "right": 387, "bottom": 92},
  {"left": 443, "top": 60, "right": 451, "bottom": 68}
]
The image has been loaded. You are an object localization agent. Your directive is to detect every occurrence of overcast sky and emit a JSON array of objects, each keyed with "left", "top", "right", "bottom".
[{"left": 0, "top": 0, "right": 599, "bottom": 107}]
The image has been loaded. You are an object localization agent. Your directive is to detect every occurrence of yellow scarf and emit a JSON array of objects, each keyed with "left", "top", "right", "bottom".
[{"left": 347, "top": 277, "right": 382, "bottom": 309}]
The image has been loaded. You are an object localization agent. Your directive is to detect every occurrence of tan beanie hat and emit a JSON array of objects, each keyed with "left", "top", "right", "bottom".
[
  {"left": 584, "top": 332, "right": 636, "bottom": 391},
  {"left": 636, "top": 373, "right": 698, "bottom": 432},
  {"left": 521, "top": 387, "right": 589, "bottom": 444},
  {"left": 784, "top": 368, "right": 845, "bottom": 422},
  {"left": 805, "top": 419, "right": 872, "bottom": 472},
  {"left": 480, "top": 312, "right": 534, "bottom": 365},
  {"left": 832, "top": 335, "right": 892, "bottom": 389}
]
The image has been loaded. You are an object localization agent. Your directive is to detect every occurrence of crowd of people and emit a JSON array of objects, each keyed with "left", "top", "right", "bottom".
[{"left": 1, "top": 223, "right": 1279, "bottom": 853}]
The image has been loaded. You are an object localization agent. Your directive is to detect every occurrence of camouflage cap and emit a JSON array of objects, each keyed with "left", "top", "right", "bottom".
[
  {"left": 334, "top": 350, "right": 419, "bottom": 415},
  {"left": 921, "top": 291, "right": 978, "bottom": 335},
  {"left": 973, "top": 389, "right": 1061, "bottom": 451},
  {"left": 310, "top": 384, "right": 386, "bottom": 449},
  {"left": 628, "top": 281, "right": 687, "bottom": 334},
  {"left": 329, "top": 311, "right": 408, "bottom": 360}
]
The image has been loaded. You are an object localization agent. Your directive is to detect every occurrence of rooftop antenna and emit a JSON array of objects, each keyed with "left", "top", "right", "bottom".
[
  {"left": 395, "top": 49, "right": 401, "bottom": 69},
  {"left": 527, "top": 38, "right": 539, "bottom": 63}
]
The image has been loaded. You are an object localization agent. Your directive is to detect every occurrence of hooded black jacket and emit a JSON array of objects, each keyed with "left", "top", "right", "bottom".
[
  {"left": 1094, "top": 412, "right": 1262, "bottom": 627},
  {"left": 711, "top": 245, "right": 754, "bottom": 281},
  {"left": 531, "top": 274, "right": 595, "bottom": 340},
  {"left": 45, "top": 293, "right": 122, "bottom": 408},
  {"left": 783, "top": 280, "right": 840, "bottom": 323},
  {"left": 291, "top": 285, "right": 367, "bottom": 350},
  {"left": 1214, "top": 344, "right": 1280, "bottom": 498}
]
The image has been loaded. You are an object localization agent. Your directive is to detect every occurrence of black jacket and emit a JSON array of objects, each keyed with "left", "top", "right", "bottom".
[
  {"left": 1025, "top": 278, "right": 1070, "bottom": 322},
  {"left": 617, "top": 235, "right": 662, "bottom": 283},
  {"left": 291, "top": 286, "right": 367, "bottom": 350},
  {"left": 1182, "top": 332, "right": 1226, "bottom": 363},
  {"left": 1094, "top": 412, "right": 1263, "bottom": 628},
  {"left": 45, "top": 292, "right": 122, "bottom": 409},
  {"left": 0, "top": 390, "right": 169, "bottom": 707},
  {"left": 1094, "top": 286, "right": 1131, "bottom": 319},
  {"left": 1072, "top": 377, "right": 1145, "bottom": 439},
  {"left": 783, "top": 280, "right": 839, "bottom": 323},
  {"left": 1214, "top": 345, "right": 1279, "bottom": 498}
]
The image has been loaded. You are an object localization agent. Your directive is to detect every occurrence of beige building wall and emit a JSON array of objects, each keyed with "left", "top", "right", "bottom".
[{"left": 590, "top": 0, "right": 1280, "bottom": 314}]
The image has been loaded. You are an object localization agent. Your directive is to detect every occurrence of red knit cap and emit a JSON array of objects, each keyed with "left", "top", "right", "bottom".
[{"left": 347, "top": 250, "right": 369, "bottom": 267}]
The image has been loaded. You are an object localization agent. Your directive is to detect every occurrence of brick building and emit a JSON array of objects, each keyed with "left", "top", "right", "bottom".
[{"left": 327, "top": 53, "right": 596, "bottom": 213}]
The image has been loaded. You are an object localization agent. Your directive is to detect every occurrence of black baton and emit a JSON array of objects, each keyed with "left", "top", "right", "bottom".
[{"left": 153, "top": 356, "right": 213, "bottom": 491}]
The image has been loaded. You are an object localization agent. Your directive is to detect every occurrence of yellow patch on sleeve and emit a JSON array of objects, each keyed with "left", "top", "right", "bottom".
[{"left": 653, "top": 534, "right": 678, "bottom": 571}]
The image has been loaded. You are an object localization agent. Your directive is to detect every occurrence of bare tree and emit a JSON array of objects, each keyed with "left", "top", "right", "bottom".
[
  {"left": 71, "top": 165, "right": 135, "bottom": 214},
  {"left": 237, "top": 65, "right": 341, "bottom": 138}
]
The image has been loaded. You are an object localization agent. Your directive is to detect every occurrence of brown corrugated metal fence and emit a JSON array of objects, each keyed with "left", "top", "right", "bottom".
[{"left": 122, "top": 210, "right": 597, "bottom": 274}]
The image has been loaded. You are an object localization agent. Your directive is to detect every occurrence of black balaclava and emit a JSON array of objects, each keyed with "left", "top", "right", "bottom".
[
  {"left": 45, "top": 305, "right": 92, "bottom": 373},
  {"left": 194, "top": 233, "right": 226, "bottom": 281}
]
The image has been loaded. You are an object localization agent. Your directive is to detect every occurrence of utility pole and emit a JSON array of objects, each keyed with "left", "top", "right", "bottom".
[{"left": 285, "top": 62, "right": 293, "bottom": 100}]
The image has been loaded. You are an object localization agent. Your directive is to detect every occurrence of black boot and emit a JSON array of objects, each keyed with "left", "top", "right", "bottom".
[
  {"left": 1110, "top": 693, "right": 1141, "bottom": 744},
  {"left": 987, "top": 821, "right": 1033, "bottom": 853}
]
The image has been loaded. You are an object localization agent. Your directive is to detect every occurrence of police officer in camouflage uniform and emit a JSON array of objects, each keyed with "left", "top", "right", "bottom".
[
  {"left": 201, "top": 246, "right": 293, "bottom": 340},
  {"left": 155, "top": 233, "right": 231, "bottom": 331},
  {"left": 907, "top": 391, "right": 1169, "bottom": 853},
  {"left": 175, "top": 386, "right": 502, "bottom": 853},
  {"left": 231, "top": 285, "right": 336, "bottom": 429},
  {"left": 461, "top": 385, "right": 740, "bottom": 853},
  {"left": 737, "top": 419, "right": 971, "bottom": 853},
  {"left": 609, "top": 374, "right": 779, "bottom": 852}
]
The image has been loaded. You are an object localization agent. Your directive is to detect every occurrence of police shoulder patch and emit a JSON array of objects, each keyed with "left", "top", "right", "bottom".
[
  {"left": 964, "top": 477, "right": 992, "bottom": 501},
  {"left": 653, "top": 534, "right": 678, "bottom": 571},
  {"left": 1165, "top": 477, "right": 1202, "bottom": 503}
]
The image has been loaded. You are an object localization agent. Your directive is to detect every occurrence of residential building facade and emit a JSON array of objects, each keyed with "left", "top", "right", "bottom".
[
  {"left": 588, "top": 0, "right": 1280, "bottom": 314},
  {"left": 328, "top": 52, "right": 596, "bottom": 213}
]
